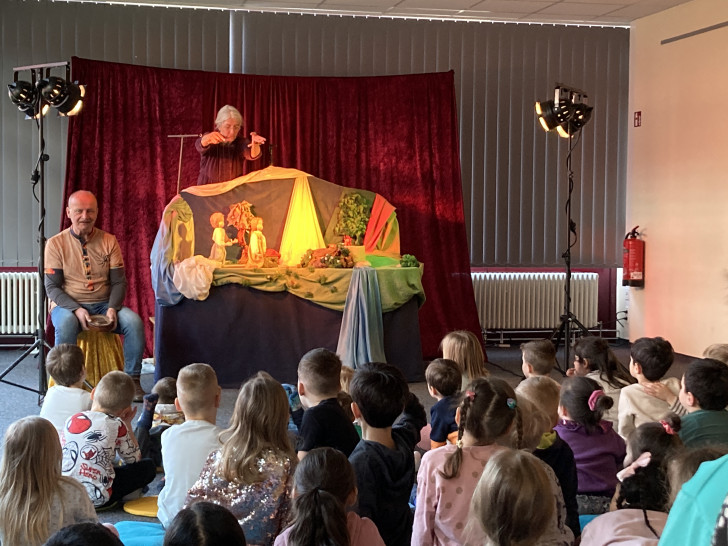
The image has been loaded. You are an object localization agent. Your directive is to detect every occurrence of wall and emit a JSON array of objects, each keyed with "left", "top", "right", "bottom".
[
  {"left": 628, "top": 0, "right": 728, "bottom": 356},
  {"left": 1, "top": 1, "right": 629, "bottom": 272}
]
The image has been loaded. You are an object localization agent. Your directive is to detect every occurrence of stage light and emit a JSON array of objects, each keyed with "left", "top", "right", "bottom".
[
  {"left": 535, "top": 84, "right": 592, "bottom": 139},
  {"left": 39, "top": 76, "right": 85, "bottom": 116}
]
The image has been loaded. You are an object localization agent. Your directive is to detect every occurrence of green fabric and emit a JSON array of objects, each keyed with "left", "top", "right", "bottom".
[{"left": 213, "top": 264, "right": 424, "bottom": 312}]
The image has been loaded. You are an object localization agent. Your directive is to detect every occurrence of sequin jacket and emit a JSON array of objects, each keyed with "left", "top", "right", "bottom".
[{"left": 185, "top": 448, "right": 294, "bottom": 546}]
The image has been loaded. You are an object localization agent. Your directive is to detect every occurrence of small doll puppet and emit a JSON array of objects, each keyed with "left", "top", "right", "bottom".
[
  {"left": 247, "top": 217, "right": 267, "bottom": 268},
  {"left": 209, "top": 211, "right": 237, "bottom": 264}
]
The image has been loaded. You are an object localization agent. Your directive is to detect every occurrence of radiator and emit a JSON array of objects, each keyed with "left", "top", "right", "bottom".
[
  {"left": 0, "top": 272, "right": 40, "bottom": 335},
  {"left": 471, "top": 272, "right": 599, "bottom": 330}
]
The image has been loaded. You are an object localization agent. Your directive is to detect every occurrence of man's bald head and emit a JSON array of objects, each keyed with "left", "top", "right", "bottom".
[{"left": 66, "top": 191, "right": 98, "bottom": 239}]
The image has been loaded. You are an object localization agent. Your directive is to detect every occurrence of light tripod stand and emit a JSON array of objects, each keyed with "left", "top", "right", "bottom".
[
  {"left": 3, "top": 61, "right": 85, "bottom": 400},
  {"left": 535, "top": 84, "right": 593, "bottom": 373}
]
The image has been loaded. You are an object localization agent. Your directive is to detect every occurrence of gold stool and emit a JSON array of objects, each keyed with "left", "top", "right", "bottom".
[{"left": 49, "top": 331, "right": 125, "bottom": 390}]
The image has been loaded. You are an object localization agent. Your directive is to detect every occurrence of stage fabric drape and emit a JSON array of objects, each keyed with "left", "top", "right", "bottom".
[{"left": 64, "top": 56, "right": 481, "bottom": 359}]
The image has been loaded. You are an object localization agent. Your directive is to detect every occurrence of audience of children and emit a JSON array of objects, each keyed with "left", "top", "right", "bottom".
[
  {"left": 580, "top": 421, "right": 683, "bottom": 545},
  {"left": 61, "top": 371, "right": 156, "bottom": 509},
  {"left": 516, "top": 375, "right": 581, "bottom": 540},
  {"left": 157, "top": 363, "right": 223, "bottom": 528},
  {"left": 440, "top": 330, "right": 488, "bottom": 389},
  {"left": 296, "top": 348, "right": 360, "bottom": 459},
  {"left": 673, "top": 358, "right": 728, "bottom": 448},
  {"left": 555, "top": 375, "right": 627, "bottom": 515},
  {"left": 13, "top": 338, "right": 728, "bottom": 545},
  {"left": 424, "top": 358, "right": 461, "bottom": 449},
  {"left": 348, "top": 362, "right": 426, "bottom": 546},
  {"left": 184, "top": 371, "right": 294, "bottom": 544},
  {"left": 468, "top": 448, "right": 555, "bottom": 546},
  {"left": 40, "top": 344, "right": 92, "bottom": 436},
  {"left": 618, "top": 336, "right": 681, "bottom": 439},
  {"left": 274, "top": 447, "right": 384, "bottom": 546},
  {"left": 569, "top": 336, "right": 635, "bottom": 425},
  {"left": 412, "top": 377, "right": 521, "bottom": 545},
  {"left": 521, "top": 339, "right": 557, "bottom": 378},
  {"left": 0, "top": 416, "right": 98, "bottom": 546},
  {"left": 163, "top": 502, "right": 247, "bottom": 546}
]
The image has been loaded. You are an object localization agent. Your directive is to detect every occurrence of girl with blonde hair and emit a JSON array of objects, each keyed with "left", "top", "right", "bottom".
[
  {"left": 440, "top": 329, "right": 488, "bottom": 389},
  {"left": 0, "top": 416, "right": 97, "bottom": 546},
  {"left": 185, "top": 371, "right": 295, "bottom": 545},
  {"left": 469, "top": 449, "right": 554, "bottom": 546}
]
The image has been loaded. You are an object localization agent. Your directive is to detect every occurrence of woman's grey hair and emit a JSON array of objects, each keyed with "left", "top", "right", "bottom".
[{"left": 215, "top": 105, "right": 243, "bottom": 129}]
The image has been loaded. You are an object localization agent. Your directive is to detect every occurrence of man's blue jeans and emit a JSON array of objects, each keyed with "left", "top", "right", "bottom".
[{"left": 50, "top": 303, "right": 145, "bottom": 376}]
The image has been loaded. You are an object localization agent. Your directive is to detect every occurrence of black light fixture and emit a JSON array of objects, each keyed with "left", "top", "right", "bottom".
[
  {"left": 535, "top": 83, "right": 594, "bottom": 373},
  {"left": 535, "top": 84, "right": 592, "bottom": 139},
  {"left": 39, "top": 75, "right": 85, "bottom": 116},
  {"left": 1, "top": 60, "right": 86, "bottom": 400},
  {"left": 6, "top": 61, "right": 84, "bottom": 119}
]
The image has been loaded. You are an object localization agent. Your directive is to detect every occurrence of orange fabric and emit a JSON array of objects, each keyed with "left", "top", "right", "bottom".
[
  {"left": 363, "top": 195, "right": 397, "bottom": 252},
  {"left": 429, "top": 430, "right": 459, "bottom": 451}
]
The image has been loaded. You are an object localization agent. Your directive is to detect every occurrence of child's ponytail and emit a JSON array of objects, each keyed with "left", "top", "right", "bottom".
[
  {"left": 440, "top": 378, "right": 518, "bottom": 479},
  {"left": 560, "top": 376, "right": 613, "bottom": 432},
  {"left": 287, "top": 488, "right": 349, "bottom": 546},
  {"left": 286, "top": 447, "right": 354, "bottom": 546}
]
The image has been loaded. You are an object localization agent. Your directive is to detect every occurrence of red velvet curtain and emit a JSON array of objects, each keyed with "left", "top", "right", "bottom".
[{"left": 65, "top": 57, "right": 481, "bottom": 359}]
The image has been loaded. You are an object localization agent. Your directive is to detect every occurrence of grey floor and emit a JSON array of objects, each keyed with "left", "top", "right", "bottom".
[{"left": 0, "top": 339, "right": 695, "bottom": 525}]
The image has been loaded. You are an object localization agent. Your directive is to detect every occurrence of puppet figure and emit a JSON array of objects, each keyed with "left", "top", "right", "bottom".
[
  {"left": 247, "top": 217, "right": 267, "bottom": 268},
  {"left": 209, "top": 212, "right": 237, "bottom": 264}
]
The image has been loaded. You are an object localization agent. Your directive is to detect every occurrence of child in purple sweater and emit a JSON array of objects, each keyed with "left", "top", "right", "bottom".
[{"left": 555, "top": 376, "right": 626, "bottom": 515}]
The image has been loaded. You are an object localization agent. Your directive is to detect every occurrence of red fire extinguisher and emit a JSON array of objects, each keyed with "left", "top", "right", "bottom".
[{"left": 623, "top": 226, "right": 645, "bottom": 287}]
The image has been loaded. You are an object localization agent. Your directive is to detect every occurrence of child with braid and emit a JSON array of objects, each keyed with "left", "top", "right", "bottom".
[
  {"left": 555, "top": 376, "right": 626, "bottom": 515},
  {"left": 412, "top": 377, "right": 522, "bottom": 545}
]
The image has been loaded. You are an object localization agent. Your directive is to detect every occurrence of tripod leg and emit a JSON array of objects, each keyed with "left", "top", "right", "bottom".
[{"left": 550, "top": 318, "right": 568, "bottom": 375}]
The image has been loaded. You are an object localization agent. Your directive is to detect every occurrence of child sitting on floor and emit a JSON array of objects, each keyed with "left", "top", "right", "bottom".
[
  {"left": 675, "top": 358, "right": 728, "bottom": 448},
  {"left": 185, "top": 371, "right": 295, "bottom": 544},
  {"left": 296, "top": 348, "right": 360, "bottom": 459},
  {"left": 413, "top": 378, "right": 523, "bottom": 545},
  {"left": 555, "top": 375, "right": 626, "bottom": 515},
  {"left": 425, "top": 358, "right": 461, "bottom": 449},
  {"left": 580, "top": 421, "right": 683, "bottom": 545},
  {"left": 275, "top": 447, "right": 385, "bottom": 546},
  {"left": 521, "top": 339, "right": 557, "bottom": 378},
  {"left": 0, "top": 416, "right": 99, "bottom": 546},
  {"left": 157, "top": 363, "right": 222, "bottom": 528},
  {"left": 348, "top": 362, "right": 426, "bottom": 546},
  {"left": 468, "top": 449, "right": 555, "bottom": 546},
  {"left": 618, "top": 336, "right": 681, "bottom": 440},
  {"left": 40, "top": 344, "right": 92, "bottom": 436},
  {"left": 516, "top": 375, "right": 580, "bottom": 540},
  {"left": 440, "top": 330, "right": 489, "bottom": 389},
  {"left": 61, "top": 371, "right": 156, "bottom": 509},
  {"left": 134, "top": 376, "right": 186, "bottom": 468},
  {"left": 569, "top": 336, "right": 634, "bottom": 425}
]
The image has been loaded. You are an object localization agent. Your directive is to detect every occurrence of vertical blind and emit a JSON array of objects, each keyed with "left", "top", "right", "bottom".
[{"left": 0, "top": 1, "right": 628, "bottom": 268}]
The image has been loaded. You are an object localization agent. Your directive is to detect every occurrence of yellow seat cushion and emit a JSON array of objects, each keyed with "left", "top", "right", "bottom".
[{"left": 123, "top": 495, "right": 159, "bottom": 518}]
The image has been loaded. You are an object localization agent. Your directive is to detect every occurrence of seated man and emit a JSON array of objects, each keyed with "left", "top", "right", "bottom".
[{"left": 45, "top": 190, "right": 145, "bottom": 400}]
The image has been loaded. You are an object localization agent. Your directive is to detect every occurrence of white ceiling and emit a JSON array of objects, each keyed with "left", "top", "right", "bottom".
[{"left": 62, "top": 0, "right": 693, "bottom": 26}]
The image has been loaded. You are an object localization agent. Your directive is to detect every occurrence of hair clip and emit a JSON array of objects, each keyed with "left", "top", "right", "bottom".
[
  {"left": 456, "top": 439, "right": 464, "bottom": 449},
  {"left": 465, "top": 390, "right": 476, "bottom": 400},
  {"left": 588, "top": 389, "right": 605, "bottom": 411},
  {"left": 506, "top": 398, "right": 517, "bottom": 410},
  {"left": 660, "top": 419, "right": 675, "bottom": 435},
  {"left": 616, "top": 451, "right": 652, "bottom": 482}
]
